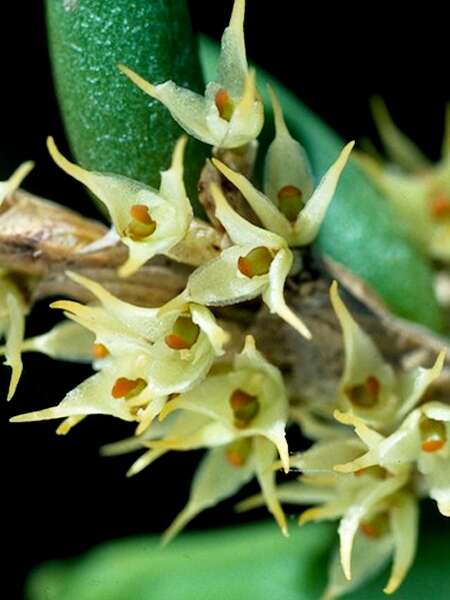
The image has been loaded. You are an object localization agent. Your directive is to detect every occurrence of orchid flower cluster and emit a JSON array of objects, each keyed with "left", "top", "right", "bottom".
[{"left": 1, "top": 1, "right": 448, "bottom": 598}]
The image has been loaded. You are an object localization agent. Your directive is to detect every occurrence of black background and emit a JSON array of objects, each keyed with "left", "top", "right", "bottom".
[{"left": 1, "top": 2, "right": 449, "bottom": 598}]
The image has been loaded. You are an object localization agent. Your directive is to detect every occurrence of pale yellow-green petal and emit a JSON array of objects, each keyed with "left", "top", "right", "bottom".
[
  {"left": 221, "top": 70, "right": 264, "bottom": 148},
  {"left": 338, "top": 473, "right": 408, "bottom": 581},
  {"left": 162, "top": 445, "right": 254, "bottom": 543},
  {"left": 217, "top": 0, "right": 247, "bottom": 95},
  {"left": 294, "top": 142, "right": 354, "bottom": 246},
  {"left": 4, "top": 293, "right": 25, "bottom": 401},
  {"left": 370, "top": 96, "right": 430, "bottom": 172},
  {"left": 213, "top": 158, "right": 292, "bottom": 239},
  {"left": 119, "top": 66, "right": 213, "bottom": 145},
  {"left": 264, "top": 86, "right": 314, "bottom": 204},
  {"left": 323, "top": 534, "right": 393, "bottom": 600},
  {"left": 330, "top": 281, "right": 394, "bottom": 391},
  {"left": 186, "top": 246, "right": 268, "bottom": 306},
  {"left": 65, "top": 271, "right": 164, "bottom": 340},
  {"left": 396, "top": 351, "right": 445, "bottom": 420},
  {"left": 212, "top": 182, "right": 282, "bottom": 248},
  {"left": 384, "top": 492, "right": 418, "bottom": 594},
  {"left": 0, "top": 161, "right": 34, "bottom": 205},
  {"left": 19, "top": 320, "right": 94, "bottom": 362},
  {"left": 262, "top": 247, "right": 311, "bottom": 338},
  {"left": 253, "top": 436, "right": 288, "bottom": 535},
  {"left": 48, "top": 137, "right": 190, "bottom": 277},
  {"left": 10, "top": 368, "right": 135, "bottom": 424}
]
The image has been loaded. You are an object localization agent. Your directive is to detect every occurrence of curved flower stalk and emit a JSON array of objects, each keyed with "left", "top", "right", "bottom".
[
  {"left": 334, "top": 402, "right": 450, "bottom": 517},
  {"left": 47, "top": 136, "right": 192, "bottom": 277},
  {"left": 213, "top": 90, "right": 354, "bottom": 247},
  {"left": 119, "top": 0, "right": 263, "bottom": 149},
  {"left": 357, "top": 98, "right": 450, "bottom": 262},
  {"left": 330, "top": 281, "right": 445, "bottom": 431},
  {"left": 11, "top": 272, "right": 228, "bottom": 435},
  {"left": 182, "top": 183, "right": 311, "bottom": 338}
]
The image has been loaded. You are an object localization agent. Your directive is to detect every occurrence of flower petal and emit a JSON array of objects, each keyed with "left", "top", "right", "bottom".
[
  {"left": 47, "top": 137, "right": 191, "bottom": 277},
  {"left": 396, "top": 351, "right": 445, "bottom": 420},
  {"left": 370, "top": 96, "right": 430, "bottom": 172},
  {"left": 118, "top": 65, "right": 213, "bottom": 144},
  {"left": 10, "top": 367, "right": 134, "bottom": 424},
  {"left": 384, "top": 492, "right": 418, "bottom": 594},
  {"left": 216, "top": 0, "right": 247, "bottom": 96},
  {"left": 323, "top": 534, "right": 393, "bottom": 600},
  {"left": 338, "top": 473, "right": 408, "bottom": 581},
  {"left": 264, "top": 86, "right": 313, "bottom": 204},
  {"left": 4, "top": 293, "right": 25, "bottom": 401},
  {"left": 212, "top": 158, "right": 292, "bottom": 240},
  {"left": 262, "top": 248, "right": 311, "bottom": 338},
  {"left": 294, "top": 142, "right": 354, "bottom": 245},
  {"left": 162, "top": 445, "right": 254, "bottom": 543},
  {"left": 212, "top": 182, "right": 282, "bottom": 248},
  {"left": 0, "top": 161, "right": 34, "bottom": 204},
  {"left": 20, "top": 320, "right": 94, "bottom": 362},
  {"left": 253, "top": 436, "right": 288, "bottom": 535}
]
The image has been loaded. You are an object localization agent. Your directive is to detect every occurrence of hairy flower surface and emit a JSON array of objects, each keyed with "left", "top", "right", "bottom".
[
  {"left": 358, "top": 98, "right": 450, "bottom": 262},
  {"left": 47, "top": 136, "right": 192, "bottom": 277},
  {"left": 119, "top": 0, "right": 263, "bottom": 149}
]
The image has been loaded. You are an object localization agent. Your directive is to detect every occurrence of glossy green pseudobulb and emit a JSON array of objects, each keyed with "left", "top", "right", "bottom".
[
  {"left": 199, "top": 38, "right": 443, "bottom": 332},
  {"left": 46, "top": 0, "right": 207, "bottom": 214}
]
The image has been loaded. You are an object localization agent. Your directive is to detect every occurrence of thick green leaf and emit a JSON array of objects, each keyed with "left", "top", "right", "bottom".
[
  {"left": 26, "top": 516, "right": 450, "bottom": 600},
  {"left": 199, "top": 38, "right": 443, "bottom": 333},
  {"left": 26, "top": 522, "right": 334, "bottom": 600},
  {"left": 46, "top": 0, "right": 207, "bottom": 213}
]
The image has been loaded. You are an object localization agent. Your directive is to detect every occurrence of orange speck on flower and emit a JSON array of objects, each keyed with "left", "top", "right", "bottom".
[
  {"left": 345, "top": 376, "right": 380, "bottom": 408},
  {"left": 229, "top": 389, "right": 260, "bottom": 429},
  {"left": 277, "top": 185, "right": 304, "bottom": 222},
  {"left": 126, "top": 204, "right": 156, "bottom": 240},
  {"left": 164, "top": 316, "right": 200, "bottom": 350},
  {"left": 112, "top": 377, "right": 147, "bottom": 399},
  {"left": 354, "top": 465, "right": 386, "bottom": 479},
  {"left": 215, "top": 88, "right": 234, "bottom": 122},
  {"left": 225, "top": 439, "right": 252, "bottom": 467},
  {"left": 422, "top": 439, "right": 446, "bottom": 453},
  {"left": 91, "top": 343, "right": 109, "bottom": 359},
  {"left": 360, "top": 513, "right": 389, "bottom": 539},
  {"left": 430, "top": 194, "right": 450, "bottom": 219},
  {"left": 237, "top": 246, "right": 273, "bottom": 278},
  {"left": 420, "top": 417, "right": 447, "bottom": 453}
]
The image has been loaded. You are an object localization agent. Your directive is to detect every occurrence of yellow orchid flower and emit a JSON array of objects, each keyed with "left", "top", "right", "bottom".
[
  {"left": 213, "top": 90, "right": 353, "bottom": 247},
  {"left": 334, "top": 402, "right": 450, "bottom": 518},
  {"left": 47, "top": 136, "right": 192, "bottom": 277},
  {"left": 182, "top": 183, "right": 311, "bottom": 338},
  {"left": 357, "top": 98, "right": 450, "bottom": 262},
  {"left": 10, "top": 272, "right": 228, "bottom": 434},
  {"left": 330, "top": 281, "right": 445, "bottom": 430},
  {"left": 119, "top": 0, "right": 263, "bottom": 149}
]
